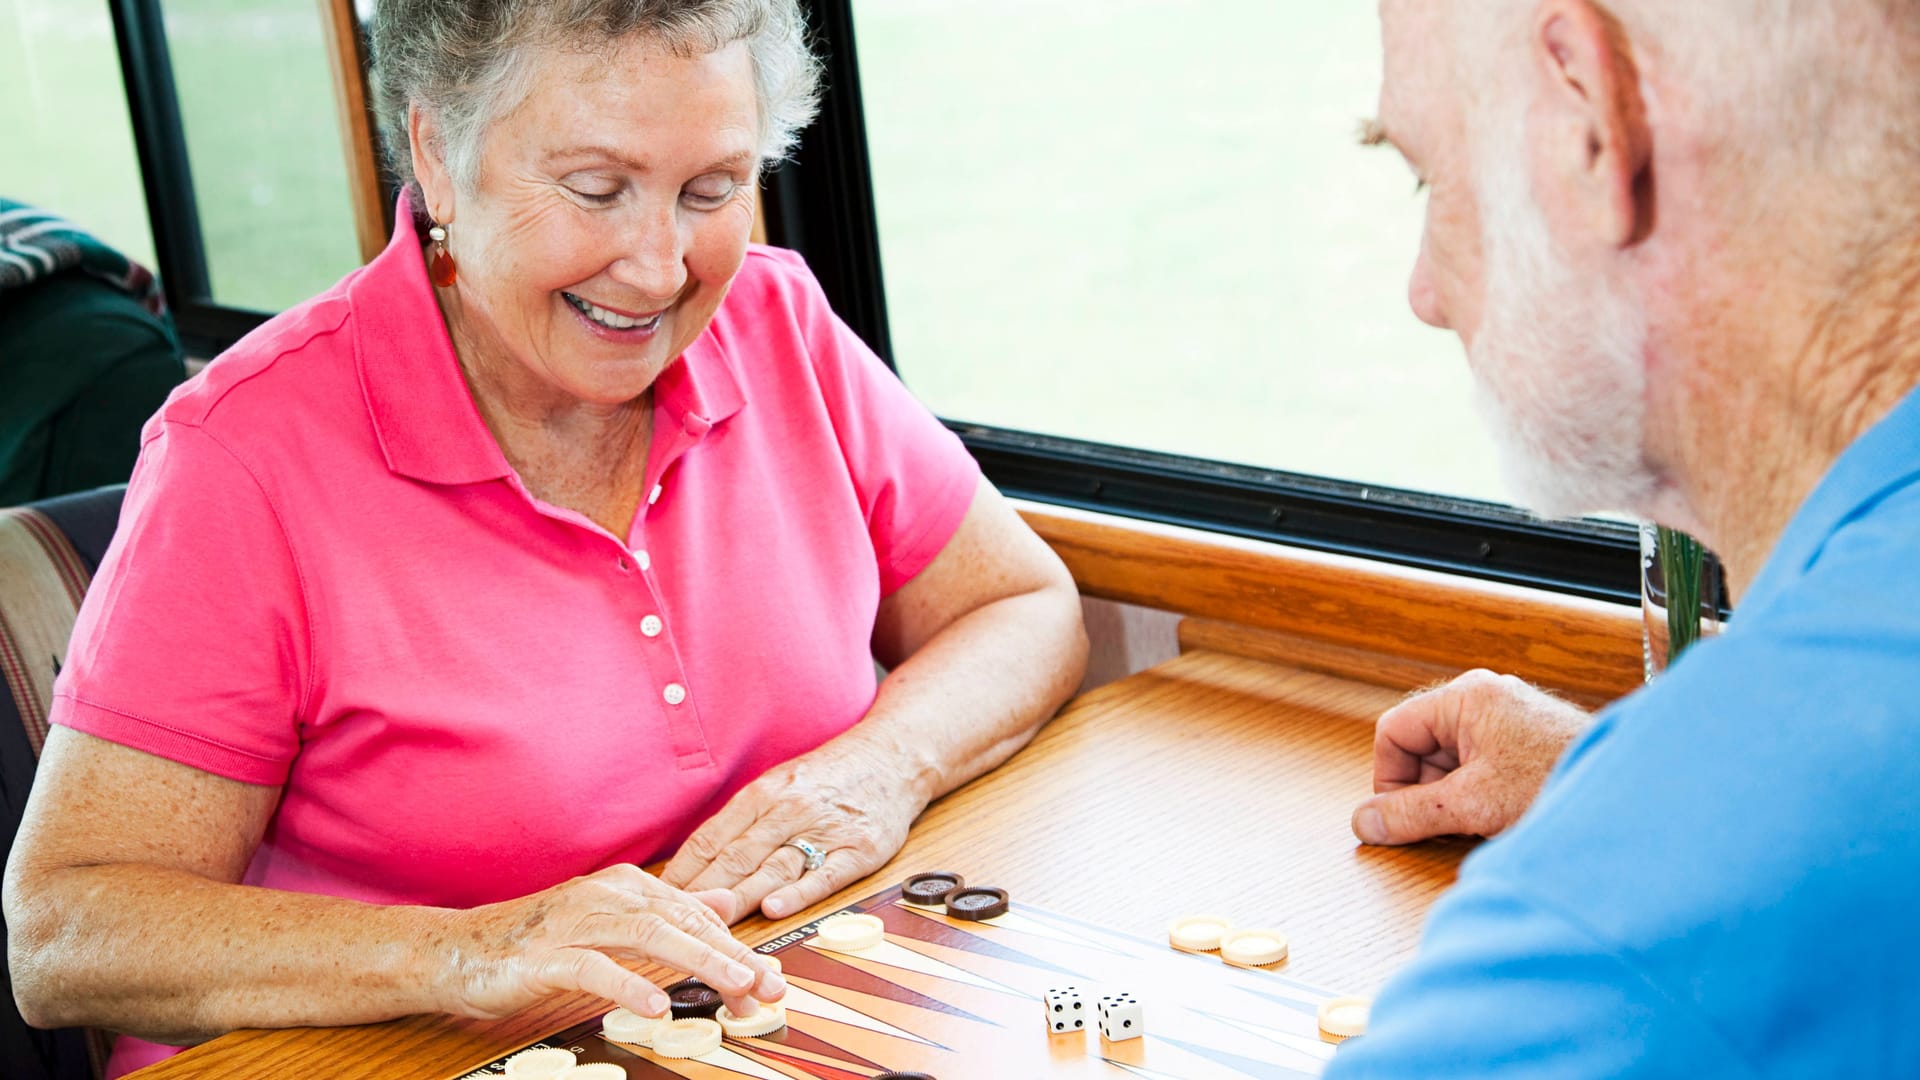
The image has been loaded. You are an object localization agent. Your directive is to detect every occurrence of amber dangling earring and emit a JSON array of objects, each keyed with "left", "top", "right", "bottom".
[{"left": 427, "top": 223, "right": 458, "bottom": 287}]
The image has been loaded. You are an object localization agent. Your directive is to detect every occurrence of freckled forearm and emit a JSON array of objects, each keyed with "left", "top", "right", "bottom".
[
  {"left": 853, "top": 584, "right": 1089, "bottom": 805},
  {"left": 7, "top": 863, "right": 459, "bottom": 1044}
]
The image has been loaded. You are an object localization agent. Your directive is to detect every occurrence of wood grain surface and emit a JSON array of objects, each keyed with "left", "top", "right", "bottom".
[
  {"left": 1021, "top": 504, "right": 1644, "bottom": 703},
  {"left": 128, "top": 651, "right": 1468, "bottom": 1078}
]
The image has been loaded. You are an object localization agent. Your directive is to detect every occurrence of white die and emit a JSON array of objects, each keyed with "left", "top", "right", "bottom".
[
  {"left": 1097, "top": 992, "right": 1143, "bottom": 1041},
  {"left": 1043, "top": 985, "right": 1086, "bottom": 1033}
]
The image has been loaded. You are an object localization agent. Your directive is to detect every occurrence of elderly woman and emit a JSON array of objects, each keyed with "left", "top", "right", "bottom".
[{"left": 1, "top": 1, "right": 1086, "bottom": 1074}]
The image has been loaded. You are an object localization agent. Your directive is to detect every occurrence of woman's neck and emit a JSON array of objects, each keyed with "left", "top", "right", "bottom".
[{"left": 438, "top": 279, "right": 656, "bottom": 537}]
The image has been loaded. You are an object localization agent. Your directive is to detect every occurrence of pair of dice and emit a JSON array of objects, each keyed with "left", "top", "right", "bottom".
[{"left": 1044, "top": 985, "right": 1142, "bottom": 1042}]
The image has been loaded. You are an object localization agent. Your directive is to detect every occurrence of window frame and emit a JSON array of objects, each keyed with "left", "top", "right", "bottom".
[
  {"left": 767, "top": 0, "right": 1644, "bottom": 605},
  {"left": 108, "top": 0, "right": 389, "bottom": 357}
]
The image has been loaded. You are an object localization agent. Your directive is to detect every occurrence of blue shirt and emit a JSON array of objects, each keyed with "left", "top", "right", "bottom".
[{"left": 1327, "top": 386, "right": 1920, "bottom": 1079}]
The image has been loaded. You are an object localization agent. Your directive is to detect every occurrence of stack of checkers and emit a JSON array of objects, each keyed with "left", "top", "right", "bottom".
[
  {"left": 600, "top": 955, "right": 790, "bottom": 1060},
  {"left": 1166, "top": 914, "right": 1289, "bottom": 969},
  {"left": 500, "top": 1047, "right": 626, "bottom": 1078},
  {"left": 900, "top": 871, "right": 1010, "bottom": 921}
]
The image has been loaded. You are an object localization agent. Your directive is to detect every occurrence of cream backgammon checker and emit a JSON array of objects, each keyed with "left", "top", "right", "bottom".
[{"left": 457, "top": 878, "right": 1362, "bottom": 1078}]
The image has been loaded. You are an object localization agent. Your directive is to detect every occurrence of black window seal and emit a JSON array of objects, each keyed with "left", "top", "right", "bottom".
[{"left": 112, "top": 0, "right": 286, "bottom": 357}]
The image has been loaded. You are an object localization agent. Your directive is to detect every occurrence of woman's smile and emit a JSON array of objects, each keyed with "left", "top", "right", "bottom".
[{"left": 562, "top": 290, "right": 668, "bottom": 341}]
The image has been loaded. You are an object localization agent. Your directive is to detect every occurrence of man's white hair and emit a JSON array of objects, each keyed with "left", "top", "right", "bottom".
[
  {"left": 1452, "top": 1, "right": 1920, "bottom": 217},
  {"left": 1444, "top": 0, "right": 1920, "bottom": 520}
]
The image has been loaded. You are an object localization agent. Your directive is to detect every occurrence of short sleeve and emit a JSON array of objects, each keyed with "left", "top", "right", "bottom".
[
  {"left": 783, "top": 256, "right": 981, "bottom": 595},
  {"left": 1325, "top": 878, "right": 1755, "bottom": 1080},
  {"left": 51, "top": 420, "right": 309, "bottom": 785}
]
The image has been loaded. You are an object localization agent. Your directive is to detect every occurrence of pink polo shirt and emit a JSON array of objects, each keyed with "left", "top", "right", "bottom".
[{"left": 51, "top": 207, "right": 979, "bottom": 1076}]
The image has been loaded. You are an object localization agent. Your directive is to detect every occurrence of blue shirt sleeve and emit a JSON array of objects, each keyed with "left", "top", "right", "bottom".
[{"left": 1325, "top": 877, "right": 1757, "bottom": 1080}]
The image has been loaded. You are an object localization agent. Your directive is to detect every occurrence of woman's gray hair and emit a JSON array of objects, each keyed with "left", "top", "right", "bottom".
[{"left": 368, "top": 0, "right": 822, "bottom": 190}]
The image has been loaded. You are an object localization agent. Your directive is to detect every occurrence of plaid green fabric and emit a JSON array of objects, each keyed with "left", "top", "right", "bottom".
[{"left": 0, "top": 199, "right": 166, "bottom": 318}]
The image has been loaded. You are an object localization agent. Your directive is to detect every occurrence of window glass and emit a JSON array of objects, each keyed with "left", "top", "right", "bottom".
[
  {"left": 0, "top": 0, "right": 157, "bottom": 269},
  {"left": 164, "top": 0, "right": 362, "bottom": 311},
  {"left": 853, "top": 1, "right": 1509, "bottom": 504}
]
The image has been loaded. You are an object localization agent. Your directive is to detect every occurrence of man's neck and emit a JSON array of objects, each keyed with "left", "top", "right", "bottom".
[{"left": 1672, "top": 232, "right": 1920, "bottom": 600}]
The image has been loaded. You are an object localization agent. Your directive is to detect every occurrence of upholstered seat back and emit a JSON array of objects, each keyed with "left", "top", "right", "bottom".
[{"left": 0, "top": 485, "right": 126, "bottom": 1080}]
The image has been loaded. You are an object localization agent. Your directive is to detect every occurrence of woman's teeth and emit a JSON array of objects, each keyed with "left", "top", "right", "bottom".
[{"left": 565, "top": 293, "right": 662, "bottom": 331}]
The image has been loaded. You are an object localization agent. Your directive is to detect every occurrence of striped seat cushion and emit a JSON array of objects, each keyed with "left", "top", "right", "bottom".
[
  {"left": 0, "top": 505, "right": 93, "bottom": 758},
  {"left": 0, "top": 487, "right": 123, "bottom": 1080}
]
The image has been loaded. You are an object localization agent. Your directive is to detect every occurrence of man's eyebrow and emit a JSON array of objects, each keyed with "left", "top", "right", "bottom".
[{"left": 1357, "top": 117, "right": 1395, "bottom": 149}]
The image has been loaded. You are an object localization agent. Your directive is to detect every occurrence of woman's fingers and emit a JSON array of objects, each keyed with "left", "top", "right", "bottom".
[
  {"left": 703, "top": 843, "right": 811, "bottom": 924},
  {"left": 681, "top": 809, "right": 811, "bottom": 895},
  {"left": 535, "top": 947, "right": 671, "bottom": 1019},
  {"left": 689, "top": 888, "right": 740, "bottom": 924},
  {"left": 659, "top": 794, "right": 765, "bottom": 888},
  {"left": 761, "top": 847, "right": 870, "bottom": 921},
  {"left": 608, "top": 913, "right": 783, "bottom": 1003}
]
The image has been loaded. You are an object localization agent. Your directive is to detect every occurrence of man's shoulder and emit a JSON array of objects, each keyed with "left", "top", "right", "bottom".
[{"left": 1436, "top": 504, "right": 1920, "bottom": 1072}]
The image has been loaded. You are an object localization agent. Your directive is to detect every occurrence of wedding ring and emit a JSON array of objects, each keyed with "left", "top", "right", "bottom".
[{"left": 782, "top": 839, "right": 827, "bottom": 872}]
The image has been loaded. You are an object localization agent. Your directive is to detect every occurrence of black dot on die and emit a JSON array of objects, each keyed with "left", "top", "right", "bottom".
[{"left": 1124, "top": 1019, "right": 1134, "bottom": 1029}]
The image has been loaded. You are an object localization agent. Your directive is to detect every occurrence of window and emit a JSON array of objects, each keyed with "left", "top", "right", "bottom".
[
  {"left": 1, "top": 0, "right": 155, "bottom": 269},
  {"left": 74, "top": 0, "right": 1640, "bottom": 601},
  {"left": 159, "top": 0, "right": 364, "bottom": 312},
  {"left": 100, "top": 0, "right": 384, "bottom": 353},
  {"left": 770, "top": 0, "right": 1640, "bottom": 601},
  {"left": 852, "top": 0, "right": 1506, "bottom": 505}
]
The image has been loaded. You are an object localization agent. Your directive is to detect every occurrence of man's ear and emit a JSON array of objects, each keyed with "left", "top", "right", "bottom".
[
  {"left": 1531, "top": 0, "right": 1653, "bottom": 247},
  {"left": 409, "top": 104, "right": 457, "bottom": 225}
]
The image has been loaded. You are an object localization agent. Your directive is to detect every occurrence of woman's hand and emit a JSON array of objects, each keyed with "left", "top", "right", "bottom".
[
  {"left": 662, "top": 480, "right": 1086, "bottom": 926},
  {"left": 1351, "top": 669, "right": 1593, "bottom": 846},
  {"left": 436, "top": 863, "right": 785, "bottom": 1021},
  {"left": 660, "top": 738, "right": 927, "bottom": 923}
]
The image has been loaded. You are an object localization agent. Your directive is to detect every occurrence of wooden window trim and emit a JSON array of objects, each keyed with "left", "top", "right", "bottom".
[
  {"left": 316, "top": 0, "right": 387, "bottom": 265},
  {"left": 1018, "top": 502, "right": 1644, "bottom": 706}
]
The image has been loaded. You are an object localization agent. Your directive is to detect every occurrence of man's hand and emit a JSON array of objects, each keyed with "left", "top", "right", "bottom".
[{"left": 1352, "top": 670, "right": 1592, "bottom": 846}]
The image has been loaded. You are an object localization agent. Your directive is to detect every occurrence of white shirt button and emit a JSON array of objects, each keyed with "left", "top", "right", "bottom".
[
  {"left": 637, "top": 550, "right": 652, "bottom": 572},
  {"left": 641, "top": 615, "right": 663, "bottom": 638},
  {"left": 663, "top": 683, "right": 687, "bottom": 706},
  {"left": 648, "top": 483, "right": 663, "bottom": 505}
]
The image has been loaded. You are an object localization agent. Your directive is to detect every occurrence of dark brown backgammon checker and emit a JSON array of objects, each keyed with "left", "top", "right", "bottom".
[
  {"left": 899, "top": 871, "right": 965, "bottom": 908},
  {"left": 453, "top": 878, "right": 1354, "bottom": 1078}
]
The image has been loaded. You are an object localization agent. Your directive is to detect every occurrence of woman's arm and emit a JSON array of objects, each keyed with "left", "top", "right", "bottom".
[
  {"left": 662, "top": 477, "right": 1088, "bottom": 920},
  {"left": 5, "top": 729, "right": 782, "bottom": 1045}
]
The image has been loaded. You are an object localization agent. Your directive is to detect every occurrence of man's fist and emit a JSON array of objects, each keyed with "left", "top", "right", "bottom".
[{"left": 1352, "top": 670, "right": 1592, "bottom": 846}]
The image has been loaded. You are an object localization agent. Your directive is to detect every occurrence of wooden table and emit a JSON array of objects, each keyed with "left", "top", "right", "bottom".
[{"left": 132, "top": 650, "right": 1471, "bottom": 1078}]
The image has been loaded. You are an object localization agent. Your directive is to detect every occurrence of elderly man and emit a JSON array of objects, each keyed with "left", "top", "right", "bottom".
[{"left": 1329, "top": 0, "right": 1920, "bottom": 1075}]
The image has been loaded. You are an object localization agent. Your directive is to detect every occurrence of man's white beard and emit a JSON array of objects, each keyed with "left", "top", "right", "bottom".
[{"left": 1467, "top": 120, "right": 1661, "bottom": 520}]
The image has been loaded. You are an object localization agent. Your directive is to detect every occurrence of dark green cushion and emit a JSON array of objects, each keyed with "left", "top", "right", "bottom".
[{"left": 0, "top": 274, "right": 185, "bottom": 506}]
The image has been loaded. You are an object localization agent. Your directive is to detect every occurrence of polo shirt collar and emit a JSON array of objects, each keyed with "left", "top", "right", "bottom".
[
  {"left": 351, "top": 194, "right": 512, "bottom": 486},
  {"left": 1738, "top": 382, "right": 1920, "bottom": 618},
  {"left": 349, "top": 192, "right": 747, "bottom": 484},
  {"left": 653, "top": 328, "right": 746, "bottom": 439}
]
